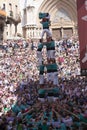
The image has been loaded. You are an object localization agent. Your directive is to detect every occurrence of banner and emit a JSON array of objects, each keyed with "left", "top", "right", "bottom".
[{"left": 77, "top": 0, "right": 87, "bottom": 76}]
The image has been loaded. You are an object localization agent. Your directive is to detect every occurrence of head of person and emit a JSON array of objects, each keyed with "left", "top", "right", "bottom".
[
  {"left": 46, "top": 13, "right": 49, "bottom": 16},
  {"left": 47, "top": 36, "right": 52, "bottom": 42},
  {"left": 43, "top": 120, "right": 47, "bottom": 125}
]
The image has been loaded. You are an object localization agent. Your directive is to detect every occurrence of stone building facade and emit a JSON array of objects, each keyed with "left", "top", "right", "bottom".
[
  {"left": 21, "top": 0, "right": 77, "bottom": 40},
  {"left": 0, "top": 0, "right": 21, "bottom": 41}
]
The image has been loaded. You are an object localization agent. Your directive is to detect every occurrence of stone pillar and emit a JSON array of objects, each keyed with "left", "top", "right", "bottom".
[
  {"left": 40, "top": 28, "right": 42, "bottom": 38},
  {"left": 34, "top": 27, "right": 37, "bottom": 38},
  {"left": 26, "top": 28, "right": 28, "bottom": 38},
  {"left": 23, "top": 28, "right": 26, "bottom": 38},
  {"left": 34, "top": 27, "right": 36, "bottom": 38},
  {"left": 28, "top": 28, "right": 30, "bottom": 38},
  {"left": 72, "top": 26, "right": 76, "bottom": 36},
  {"left": 31, "top": 28, "right": 33, "bottom": 38},
  {"left": 38, "top": 28, "right": 41, "bottom": 38},
  {"left": 10, "top": 23, "right": 12, "bottom": 37},
  {"left": 3, "top": 23, "right": 7, "bottom": 40},
  {"left": 32, "top": 28, "right": 34, "bottom": 38},
  {"left": 61, "top": 27, "right": 64, "bottom": 38},
  {"left": 27, "top": 28, "right": 29, "bottom": 38},
  {"left": 36, "top": 28, "right": 38, "bottom": 38},
  {"left": 75, "top": 25, "right": 78, "bottom": 36},
  {"left": 15, "top": 24, "right": 17, "bottom": 36}
]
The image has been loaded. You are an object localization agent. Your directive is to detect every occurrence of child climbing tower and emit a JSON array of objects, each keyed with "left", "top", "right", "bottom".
[
  {"left": 37, "top": 12, "right": 58, "bottom": 87},
  {"left": 39, "top": 12, "right": 52, "bottom": 40}
]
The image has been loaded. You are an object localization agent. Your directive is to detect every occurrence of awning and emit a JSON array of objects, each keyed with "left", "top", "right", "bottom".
[{"left": 0, "top": 10, "right": 6, "bottom": 17}]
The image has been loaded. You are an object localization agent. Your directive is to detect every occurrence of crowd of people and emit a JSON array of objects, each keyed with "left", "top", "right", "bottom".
[{"left": 0, "top": 38, "right": 87, "bottom": 130}]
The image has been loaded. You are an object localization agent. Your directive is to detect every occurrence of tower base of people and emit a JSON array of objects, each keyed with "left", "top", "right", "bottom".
[{"left": 37, "top": 12, "right": 59, "bottom": 102}]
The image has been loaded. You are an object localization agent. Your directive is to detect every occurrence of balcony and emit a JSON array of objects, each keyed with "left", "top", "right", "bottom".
[
  {"left": 7, "top": 11, "right": 21, "bottom": 24},
  {"left": 15, "top": 14, "right": 21, "bottom": 23}
]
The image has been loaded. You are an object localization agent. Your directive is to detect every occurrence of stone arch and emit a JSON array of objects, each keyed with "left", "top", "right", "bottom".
[
  {"left": 38, "top": 1, "right": 76, "bottom": 22},
  {"left": 37, "top": 0, "right": 77, "bottom": 39},
  {"left": 39, "top": 0, "right": 77, "bottom": 21},
  {"left": 51, "top": 7, "right": 73, "bottom": 23}
]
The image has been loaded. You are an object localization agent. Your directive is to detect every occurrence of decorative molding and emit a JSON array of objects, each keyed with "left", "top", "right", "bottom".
[{"left": 53, "top": 8, "right": 71, "bottom": 23}]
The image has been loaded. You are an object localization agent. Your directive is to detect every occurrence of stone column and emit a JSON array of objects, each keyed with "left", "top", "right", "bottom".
[
  {"left": 72, "top": 26, "right": 75, "bottom": 36},
  {"left": 28, "top": 28, "right": 30, "bottom": 38},
  {"left": 74, "top": 25, "right": 78, "bottom": 36},
  {"left": 31, "top": 28, "right": 33, "bottom": 38},
  {"left": 10, "top": 23, "right": 12, "bottom": 37},
  {"left": 15, "top": 24, "right": 17, "bottom": 36},
  {"left": 3, "top": 23, "right": 7, "bottom": 40},
  {"left": 40, "top": 28, "right": 42, "bottom": 38},
  {"left": 61, "top": 27, "right": 64, "bottom": 38},
  {"left": 36, "top": 28, "right": 38, "bottom": 38},
  {"left": 38, "top": 28, "right": 41, "bottom": 39},
  {"left": 32, "top": 28, "right": 34, "bottom": 38},
  {"left": 26, "top": 28, "right": 28, "bottom": 38},
  {"left": 34, "top": 27, "right": 37, "bottom": 38}
]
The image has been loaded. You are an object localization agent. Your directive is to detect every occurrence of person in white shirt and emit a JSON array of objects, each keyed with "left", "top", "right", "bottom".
[{"left": 62, "top": 115, "right": 73, "bottom": 127}]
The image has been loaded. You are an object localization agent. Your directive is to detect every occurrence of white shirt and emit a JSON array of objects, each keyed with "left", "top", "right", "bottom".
[{"left": 62, "top": 117, "right": 73, "bottom": 127}]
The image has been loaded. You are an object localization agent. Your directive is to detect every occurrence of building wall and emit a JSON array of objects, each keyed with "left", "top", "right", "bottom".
[
  {"left": 0, "top": 0, "right": 21, "bottom": 41},
  {"left": 21, "top": 0, "right": 78, "bottom": 40}
]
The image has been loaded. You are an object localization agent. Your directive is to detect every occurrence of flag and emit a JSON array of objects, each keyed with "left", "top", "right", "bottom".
[{"left": 77, "top": 0, "right": 87, "bottom": 76}]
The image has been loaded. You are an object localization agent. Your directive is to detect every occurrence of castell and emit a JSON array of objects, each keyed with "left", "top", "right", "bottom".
[{"left": 37, "top": 12, "right": 59, "bottom": 101}]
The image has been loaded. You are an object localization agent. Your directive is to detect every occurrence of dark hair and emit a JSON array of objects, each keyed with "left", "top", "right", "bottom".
[
  {"left": 28, "top": 123, "right": 33, "bottom": 127},
  {"left": 46, "top": 13, "right": 49, "bottom": 16}
]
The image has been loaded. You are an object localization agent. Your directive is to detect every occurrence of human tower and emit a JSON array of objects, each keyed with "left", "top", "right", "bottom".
[{"left": 37, "top": 12, "right": 58, "bottom": 87}]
